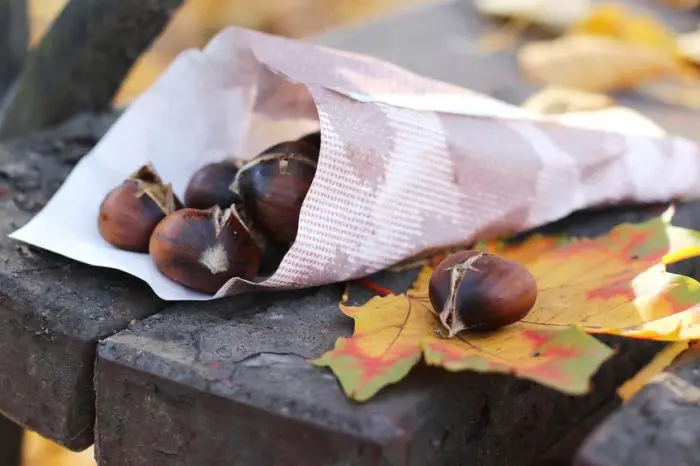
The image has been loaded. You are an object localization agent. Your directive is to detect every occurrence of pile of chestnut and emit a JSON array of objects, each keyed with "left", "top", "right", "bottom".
[{"left": 98, "top": 131, "right": 321, "bottom": 293}]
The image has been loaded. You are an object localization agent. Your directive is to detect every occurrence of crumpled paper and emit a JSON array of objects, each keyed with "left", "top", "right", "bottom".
[{"left": 9, "top": 27, "right": 700, "bottom": 301}]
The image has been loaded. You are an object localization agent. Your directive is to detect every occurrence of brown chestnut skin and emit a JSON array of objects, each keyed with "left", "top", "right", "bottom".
[
  {"left": 297, "top": 131, "right": 321, "bottom": 151},
  {"left": 258, "top": 240, "right": 291, "bottom": 276},
  {"left": 259, "top": 139, "right": 319, "bottom": 161},
  {"left": 149, "top": 205, "right": 261, "bottom": 294},
  {"left": 98, "top": 164, "right": 182, "bottom": 253},
  {"left": 429, "top": 250, "right": 537, "bottom": 336},
  {"left": 184, "top": 161, "right": 240, "bottom": 209},
  {"left": 232, "top": 151, "right": 316, "bottom": 244}
]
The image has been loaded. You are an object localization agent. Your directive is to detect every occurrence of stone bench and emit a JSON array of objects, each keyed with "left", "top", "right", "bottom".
[{"left": 0, "top": 0, "right": 698, "bottom": 465}]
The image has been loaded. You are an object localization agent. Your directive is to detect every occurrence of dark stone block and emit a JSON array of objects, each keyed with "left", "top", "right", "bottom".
[
  {"left": 94, "top": 216, "right": 679, "bottom": 466},
  {"left": 0, "top": 113, "right": 163, "bottom": 450},
  {"left": 94, "top": 201, "right": 700, "bottom": 465},
  {"left": 0, "top": 0, "right": 184, "bottom": 139},
  {"left": 574, "top": 346, "right": 700, "bottom": 466}
]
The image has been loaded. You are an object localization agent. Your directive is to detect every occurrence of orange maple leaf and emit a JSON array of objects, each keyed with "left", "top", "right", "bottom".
[{"left": 315, "top": 210, "right": 700, "bottom": 401}]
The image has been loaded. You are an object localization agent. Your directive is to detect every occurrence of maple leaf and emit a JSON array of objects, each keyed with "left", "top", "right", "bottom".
[{"left": 315, "top": 210, "right": 700, "bottom": 401}]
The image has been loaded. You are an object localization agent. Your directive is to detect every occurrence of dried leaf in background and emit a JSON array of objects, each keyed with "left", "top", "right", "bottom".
[
  {"left": 678, "top": 29, "right": 700, "bottom": 64},
  {"left": 316, "top": 210, "right": 700, "bottom": 401},
  {"left": 519, "top": 35, "right": 680, "bottom": 92},
  {"left": 569, "top": 4, "right": 679, "bottom": 53},
  {"left": 521, "top": 86, "right": 615, "bottom": 113},
  {"left": 474, "top": 0, "right": 592, "bottom": 31}
]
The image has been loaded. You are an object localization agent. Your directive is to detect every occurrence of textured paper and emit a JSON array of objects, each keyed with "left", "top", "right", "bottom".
[{"left": 9, "top": 27, "right": 700, "bottom": 301}]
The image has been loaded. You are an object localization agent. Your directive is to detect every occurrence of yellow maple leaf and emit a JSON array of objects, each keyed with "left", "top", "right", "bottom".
[{"left": 316, "top": 210, "right": 700, "bottom": 401}]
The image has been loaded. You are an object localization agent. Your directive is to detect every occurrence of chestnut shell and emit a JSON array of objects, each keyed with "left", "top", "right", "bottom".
[
  {"left": 234, "top": 152, "right": 316, "bottom": 244},
  {"left": 149, "top": 206, "right": 261, "bottom": 293},
  {"left": 98, "top": 164, "right": 182, "bottom": 252},
  {"left": 184, "top": 161, "right": 240, "bottom": 209},
  {"left": 428, "top": 250, "right": 537, "bottom": 334},
  {"left": 297, "top": 131, "right": 321, "bottom": 151},
  {"left": 259, "top": 140, "right": 319, "bottom": 161}
]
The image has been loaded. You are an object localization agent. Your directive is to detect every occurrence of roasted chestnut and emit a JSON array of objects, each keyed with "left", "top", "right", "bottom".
[
  {"left": 258, "top": 240, "right": 291, "bottom": 276},
  {"left": 149, "top": 205, "right": 261, "bottom": 293},
  {"left": 259, "top": 139, "right": 319, "bottom": 161},
  {"left": 297, "top": 131, "right": 321, "bottom": 151},
  {"left": 232, "top": 150, "right": 316, "bottom": 244},
  {"left": 184, "top": 161, "right": 240, "bottom": 209},
  {"left": 428, "top": 250, "right": 537, "bottom": 336},
  {"left": 98, "top": 164, "right": 182, "bottom": 252}
]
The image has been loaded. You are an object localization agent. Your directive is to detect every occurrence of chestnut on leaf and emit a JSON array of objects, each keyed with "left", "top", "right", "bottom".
[
  {"left": 233, "top": 149, "right": 317, "bottom": 244},
  {"left": 428, "top": 250, "right": 537, "bottom": 337},
  {"left": 184, "top": 160, "right": 241, "bottom": 209},
  {"left": 98, "top": 163, "right": 182, "bottom": 253},
  {"left": 149, "top": 205, "right": 261, "bottom": 294}
]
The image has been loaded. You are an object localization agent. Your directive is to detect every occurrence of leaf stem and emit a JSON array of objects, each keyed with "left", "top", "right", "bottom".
[{"left": 356, "top": 279, "right": 396, "bottom": 297}]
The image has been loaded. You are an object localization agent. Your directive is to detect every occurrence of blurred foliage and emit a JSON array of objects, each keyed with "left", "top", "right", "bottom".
[{"left": 28, "top": 0, "right": 426, "bottom": 105}]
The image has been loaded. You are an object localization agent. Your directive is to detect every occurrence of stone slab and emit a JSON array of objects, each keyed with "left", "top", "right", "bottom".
[
  {"left": 0, "top": 113, "right": 164, "bottom": 450},
  {"left": 0, "top": 0, "right": 184, "bottom": 139},
  {"left": 574, "top": 346, "right": 700, "bottom": 466},
  {"left": 96, "top": 201, "right": 699, "bottom": 465}
]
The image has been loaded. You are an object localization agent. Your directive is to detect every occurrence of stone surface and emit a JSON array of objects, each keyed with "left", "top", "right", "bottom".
[
  {"left": 574, "top": 346, "right": 700, "bottom": 466},
  {"left": 0, "top": 0, "right": 28, "bottom": 99},
  {"left": 0, "top": 112, "right": 164, "bottom": 450},
  {"left": 0, "top": 0, "right": 184, "bottom": 139},
  {"left": 96, "top": 201, "right": 699, "bottom": 465}
]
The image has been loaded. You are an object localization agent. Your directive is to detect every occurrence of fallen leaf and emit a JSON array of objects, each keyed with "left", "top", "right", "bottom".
[
  {"left": 475, "top": 0, "right": 591, "bottom": 31},
  {"left": 314, "top": 292, "right": 612, "bottom": 401},
  {"left": 569, "top": 4, "right": 678, "bottom": 53},
  {"left": 518, "top": 35, "right": 680, "bottom": 92},
  {"left": 316, "top": 210, "right": 700, "bottom": 401},
  {"left": 617, "top": 340, "right": 689, "bottom": 401},
  {"left": 677, "top": 29, "right": 700, "bottom": 64},
  {"left": 522, "top": 86, "right": 615, "bottom": 114}
]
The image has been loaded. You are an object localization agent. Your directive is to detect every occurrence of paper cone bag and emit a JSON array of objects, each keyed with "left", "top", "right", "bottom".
[{"left": 9, "top": 27, "right": 700, "bottom": 301}]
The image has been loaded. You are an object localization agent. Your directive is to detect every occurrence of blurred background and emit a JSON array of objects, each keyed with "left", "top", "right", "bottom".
[
  {"left": 29, "top": 0, "right": 429, "bottom": 106},
  {"left": 23, "top": 1, "right": 428, "bottom": 465}
]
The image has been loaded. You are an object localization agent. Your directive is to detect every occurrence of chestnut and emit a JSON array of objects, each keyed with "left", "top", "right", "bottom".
[
  {"left": 149, "top": 205, "right": 261, "bottom": 294},
  {"left": 184, "top": 161, "right": 240, "bottom": 209},
  {"left": 259, "top": 139, "right": 319, "bottom": 161},
  {"left": 258, "top": 240, "right": 291, "bottom": 277},
  {"left": 428, "top": 250, "right": 538, "bottom": 337},
  {"left": 98, "top": 163, "right": 182, "bottom": 252},
  {"left": 297, "top": 131, "right": 321, "bottom": 151},
  {"left": 232, "top": 150, "right": 316, "bottom": 244}
]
